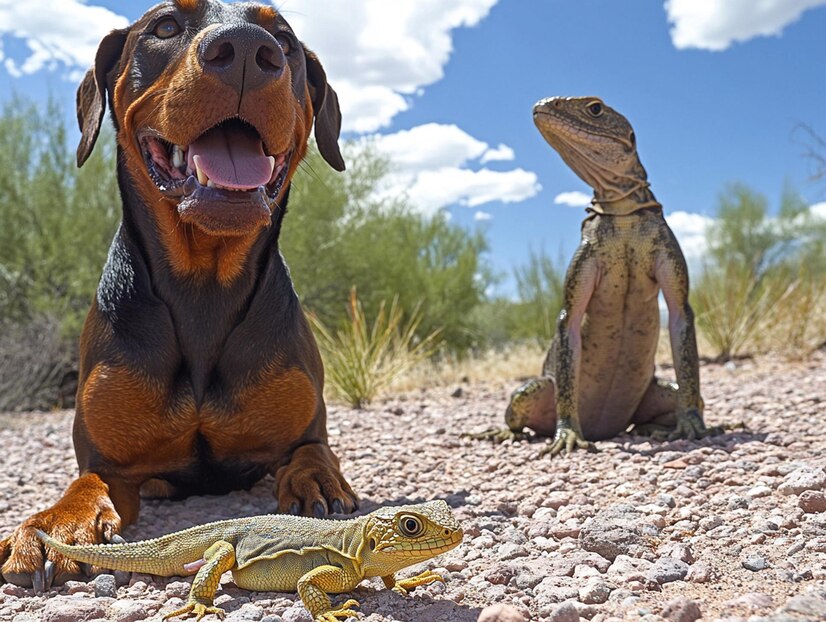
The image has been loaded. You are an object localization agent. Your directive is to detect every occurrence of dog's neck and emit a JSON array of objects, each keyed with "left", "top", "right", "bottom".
[{"left": 114, "top": 167, "right": 294, "bottom": 402}]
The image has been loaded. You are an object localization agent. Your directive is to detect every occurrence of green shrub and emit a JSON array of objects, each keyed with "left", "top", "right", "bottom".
[
  {"left": 309, "top": 288, "right": 441, "bottom": 407},
  {"left": 0, "top": 95, "right": 119, "bottom": 337},
  {"left": 692, "top": 183, "right": 826, "bottom": 359},
  {"left": 283, "top": 145, "right": 491, "bottom": 351}
]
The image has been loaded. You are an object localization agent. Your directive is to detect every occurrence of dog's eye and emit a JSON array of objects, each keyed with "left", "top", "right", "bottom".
[
  {"left": 154, "top": 18, "right": 181, "bottom": 39},
  {"left": 586, "top": 101, "right": 603, "bottom": 117},
  {"left": 275, "top": 33, "right": 292, "bottom": 55}
]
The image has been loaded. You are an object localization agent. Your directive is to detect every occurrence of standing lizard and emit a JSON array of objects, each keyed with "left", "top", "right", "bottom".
[
  {"left": 473, "top": 97, "right": 718, "bottom": 455},
  {"left": 37, "top": 500, "right": 462, "bottom": 622}
]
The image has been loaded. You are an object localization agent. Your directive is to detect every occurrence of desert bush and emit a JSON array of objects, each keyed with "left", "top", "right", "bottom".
[
  {"left": 0, "top": 315, "right": 74, "bottom": 412},
  {"left": 469, "top": 249, "right": 566, "bottom": 350},
  {"left": 309, "top": 288, "right": 442, "bottom": 407},
  {"left": 692, "top": 262, "right": 791, "bottom": 360},
  {"left": 692, "top": 183, "right": 826, "bottom": 359},
  {"left": 283, "top": 145, "right": 491, "bottom": 351},
  {"left": 763, "top": 271, "right": 826, "bottom": 356},
  {"left": 0, "top": 95, "right": 119, "bottom": 336},
  {"left": 0, "top": 96, "right": 119, "bottom": 409}
]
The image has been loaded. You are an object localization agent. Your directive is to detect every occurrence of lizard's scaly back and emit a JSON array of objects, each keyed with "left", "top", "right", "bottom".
[{"left": 359, "top": 500, "right": 463, "bottom": 578}]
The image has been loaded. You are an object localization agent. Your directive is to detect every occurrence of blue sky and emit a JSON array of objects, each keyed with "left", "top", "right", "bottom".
[{"left": 2, "top": 0, "right": 825, "bottom": 295}]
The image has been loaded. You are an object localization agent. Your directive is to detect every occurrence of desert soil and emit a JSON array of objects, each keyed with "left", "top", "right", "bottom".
[{"left": 0, "top": 353, "right": 825, "bottom": 622}]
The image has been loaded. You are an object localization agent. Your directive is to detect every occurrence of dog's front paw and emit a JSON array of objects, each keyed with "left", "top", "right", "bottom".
[
  {"left": 1, "top": 473, "right": 124, "bottom": 590},
  {"left": 274, "top": 444, "right": 358, "bottom": 517}
]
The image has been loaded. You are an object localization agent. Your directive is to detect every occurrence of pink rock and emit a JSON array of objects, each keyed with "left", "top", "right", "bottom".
[
  {"left": 40, "top": 597, "right": 107, "bottom": 622},
  {"left": 477, "top": 603, "right": 528, "bottom": 622},
  {"left": 799, "top": 490, "right": 826, "bottom": 513}
]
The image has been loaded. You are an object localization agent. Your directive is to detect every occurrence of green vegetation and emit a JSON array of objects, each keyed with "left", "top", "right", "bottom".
[
  {"left": 283, "top": 146, "right": 491, "bottom": 351},
  {"left": 0, "top": 96, "right": 120, "bottom": 335},
  {"left": 692, "top": 183, "right": 826, "bottom": 360},
  {"left": 0, "top": 97, "right": 119, "bottom": 410},
  {"left": 309, "top": 288, "right": 441, "bottom": 407},
  {"left": 0, "top": 95, "right": 823, "bottom": 409}
]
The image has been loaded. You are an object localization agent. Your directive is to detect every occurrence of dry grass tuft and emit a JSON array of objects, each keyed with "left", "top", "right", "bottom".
[
  {"left": 389, "top": 342, "right": 546, "bottom": 392},
  {"left": 310, "top": 288, "right": 441, "bottom": 407}
]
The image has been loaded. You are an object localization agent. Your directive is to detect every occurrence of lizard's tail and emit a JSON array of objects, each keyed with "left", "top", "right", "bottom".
[{"left": 35, "top": 517, "right": 251, "bottom": 577}]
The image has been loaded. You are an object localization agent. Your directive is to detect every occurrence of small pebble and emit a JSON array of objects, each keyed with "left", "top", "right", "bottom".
[
  {"left": 798, "top": 490, "right": 826, "bottom": 513},
  {"left": 661, "top": 597, "right": 702, "bottom": 622},
  {"left": 742, "top": 554, "right": 770, "bottom": 571},
  {"left": 93, "top": 574, "right": 117, "bottom": 599},
  {"left": 477, "top": 604, "right": 528, "bottom": 622}
]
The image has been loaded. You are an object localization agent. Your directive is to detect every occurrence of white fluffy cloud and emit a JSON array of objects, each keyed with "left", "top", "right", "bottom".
[
  {"left": 665, "top": 210, "right": 714, "bottom": 269},
  {"left": 554, "top": 191, "right": 592, "bottom": 208},
  {"left": 810, "top": 202, "right": 826, "bottom": 219},
  {"left": 1, "top": 1, "right": 539, "bottom": 214},
  {"left": 665, "top": 0, "right": 826, "bottom": 51},
  {"left": 0, "top": 0, "right": 128, "bottom": 77},
  {"left": 480, "top": 144, "right": 515, "bottom": 164},
  {"left": 283, "top": 0, "right": 497, "bottom": 132},
  {"left": 474, "top": 211, "right": 493, "bottom": 221},
  {"left": 363, "top": 123, "right": 540, "bottom": 215}
]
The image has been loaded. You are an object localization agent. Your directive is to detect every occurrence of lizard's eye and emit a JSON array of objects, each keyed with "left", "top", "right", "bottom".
[
  {"left": 586, "top": 101, "right": 603, "bottom": 117},
  {"left": 629, "top": 131, "right": 636, "bottom": 145},
  {"left": 398, "top": 515, "right": 424, "bottom": 537}
]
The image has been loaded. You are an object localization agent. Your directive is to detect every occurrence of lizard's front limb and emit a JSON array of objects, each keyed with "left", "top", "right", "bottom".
[
  {"left": 164, "top": 541, "right": 235, "bottom": 621},
  {"left": 382, "top": 569, "right": 445, "bottom": 595},
  {"left": 296, "top": 564, "right": 361, "bottom": 622},
  {"left": 543, "top": 245, "right": 598, "bottom": 457},
  {"left": 654, "top": 236, "right": 719, "bottom": 441}
]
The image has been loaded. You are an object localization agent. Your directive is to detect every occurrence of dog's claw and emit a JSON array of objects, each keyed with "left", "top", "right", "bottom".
[
  {"left": 312, "top": 501, "right": 326, "bottom": 518},
  {"left": 44, "top": 560, "right": 55, "bottom": 590},
  {"left": 33, "top": 568, "right": 45, "bottom": 593},
  {"left": 109, "top": 534, "right": 127, "bottom": 545},
  {"left": 331, "top": 499, "right": 344, "bottom": 514}
]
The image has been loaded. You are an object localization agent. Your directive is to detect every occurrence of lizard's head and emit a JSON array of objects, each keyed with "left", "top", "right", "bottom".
[
  {"left": 533, "top": 97, "right": 654, "bottom": 211},
  {"left": 359, "top": 500, "right": 463, "bottom": 576}
]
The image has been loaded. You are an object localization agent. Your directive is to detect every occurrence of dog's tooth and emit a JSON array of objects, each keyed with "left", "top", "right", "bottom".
[
  {"left": 171, "top": 145, "right": 185, "bottom": 169},
  {"left": 266, "top": 155, "right": 276, "bottom": 177},
  {"left": 207, "top": 180, "right": 216, "bottom": 188},
  {"left": 193, "top": 155, "right": 209, "bottom": 186}
]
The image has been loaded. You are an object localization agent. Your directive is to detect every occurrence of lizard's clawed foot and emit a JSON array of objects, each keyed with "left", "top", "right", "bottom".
[
  {"left": 540, "top": 426, "right": 595, "bottom": 457},
  {"left": 163, "top": 602, "right": 225, "bottom": 622},
  {"left": 316, "top": 599, "right": 360, "bottom": 621},
  {"left": 648, "top": 409, "right": 721, "bottom": 442},
  {"left": 461, "top": 428, "right": 529, "bottom": 443},
  {"left": 392, "top": 570, "right": 445, "bottom": 596}
]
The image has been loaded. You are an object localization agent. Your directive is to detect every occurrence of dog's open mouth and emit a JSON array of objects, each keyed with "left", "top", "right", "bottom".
[{"left": 138, "top": 118, "right": 291, "bottom": 235}]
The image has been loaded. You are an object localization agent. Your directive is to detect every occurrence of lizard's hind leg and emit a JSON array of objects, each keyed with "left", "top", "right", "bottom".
[{"left": 164, "top": 541, "right": 235, "bottom": 621}]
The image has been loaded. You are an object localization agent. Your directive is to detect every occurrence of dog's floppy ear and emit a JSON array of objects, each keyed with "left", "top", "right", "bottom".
[
  {"left": 304, "top": 47, "right": 345, "bottom": 172},
  {"left": 76, "top": 27, "right": 130, "bottom": 167}
]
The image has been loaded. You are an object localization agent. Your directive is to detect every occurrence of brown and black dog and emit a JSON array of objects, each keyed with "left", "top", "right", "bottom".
[{"left": 0, "top": 0, "right": 357, "bottom": 589}]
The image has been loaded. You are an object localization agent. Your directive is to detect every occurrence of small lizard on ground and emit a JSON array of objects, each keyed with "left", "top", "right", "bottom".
[
  {"left": 471, "top": 96, "right": 718, "bottom": 455},
  {"left": 37, "top": 500, "right": 462, "bottom": 622}
]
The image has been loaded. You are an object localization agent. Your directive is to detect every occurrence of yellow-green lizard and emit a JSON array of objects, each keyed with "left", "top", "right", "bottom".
[{"left": 36, "top": 500, "right": 462, "bottom": 622}]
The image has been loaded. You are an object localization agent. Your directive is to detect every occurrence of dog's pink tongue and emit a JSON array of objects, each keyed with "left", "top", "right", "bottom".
[{"left": 189, "top": 123, "right": 274, "bottom": 189}]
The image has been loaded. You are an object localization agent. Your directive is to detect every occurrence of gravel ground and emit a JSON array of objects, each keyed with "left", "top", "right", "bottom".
[{"left": 1, "top": 354, "right": 825, "bottom": 622}]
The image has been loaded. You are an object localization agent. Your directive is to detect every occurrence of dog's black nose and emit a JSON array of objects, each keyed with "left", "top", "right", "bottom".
[{"left": 200, "top": 23, "right": 285, "bottom": 92}]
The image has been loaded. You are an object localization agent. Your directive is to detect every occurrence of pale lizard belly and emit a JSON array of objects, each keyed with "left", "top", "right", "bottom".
[{"left": 575, "top": 260, "right": 660, "bottom": 439}]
